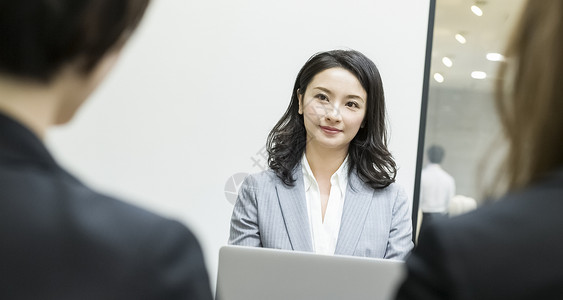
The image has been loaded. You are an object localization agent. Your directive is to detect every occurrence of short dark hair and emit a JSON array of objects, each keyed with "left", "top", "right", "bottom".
[
  {"left": 0, "top": 0, "right": 150, "bottom": 81},
  {"left": 427, "top": 145, "right": 445, "bottom": 164},
  {"left": 267, "top": 49, "right": 396, "bottom": 189}
]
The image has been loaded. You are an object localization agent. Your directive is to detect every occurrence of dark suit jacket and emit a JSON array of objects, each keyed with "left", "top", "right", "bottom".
[
  {"left": 0, "top": 113, "right": 213, "bottom": 300},
  {"left": 395, "top": 170, "right": 563, "bottom": 300}
]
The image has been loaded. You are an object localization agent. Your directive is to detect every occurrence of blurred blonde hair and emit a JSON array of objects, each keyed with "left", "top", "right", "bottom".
[{"left": 495, "top": 0, "right": 563, "bottom": 191}]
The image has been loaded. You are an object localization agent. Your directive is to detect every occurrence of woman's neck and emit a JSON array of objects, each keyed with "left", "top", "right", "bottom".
[
  {"left": 305, "top": 144, "right": 348, "bottom": 180},
  {"left": 0, "top": 75, "right": 61, "bottom": 139}
]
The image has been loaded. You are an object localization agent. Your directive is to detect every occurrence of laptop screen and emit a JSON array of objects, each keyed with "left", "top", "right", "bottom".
[{"left": 216, "top": 245, "right": 405, "bottom": 300}]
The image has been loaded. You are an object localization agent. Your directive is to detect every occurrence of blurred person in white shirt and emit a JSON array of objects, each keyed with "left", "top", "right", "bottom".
[{"left": 419, "top": 145, "right": 455, "bottom": 234}]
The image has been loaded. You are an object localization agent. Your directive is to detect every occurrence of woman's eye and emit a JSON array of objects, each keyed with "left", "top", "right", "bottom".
[
  {"left": 346, "top": 101, "right": 359, "bottom": 108},
  {"left": 316, "top": 94, "right": 328, "bottom": 101}
]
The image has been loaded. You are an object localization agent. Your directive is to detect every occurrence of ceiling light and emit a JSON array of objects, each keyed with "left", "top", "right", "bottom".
[
  {"left": 442, "top": 57, "right": 453, "bottom": 67},
  {"left": 471, "top": 5, "right": 483, "bottom": 16},
  {"left": 486, "top": 52, "right": 505, "bottom": 61},
  {"left": 433, "top": 73, "right": 444, "bottom": 83},
  {"left": 455, "top": 34, "right": 466, "bottom": 44},
  {"left": 471, "top": 71, "right": 487, "bottom": 79}
]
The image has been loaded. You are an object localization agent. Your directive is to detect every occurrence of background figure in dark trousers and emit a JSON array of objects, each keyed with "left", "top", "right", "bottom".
[
  {"left": 419, "top": 145, "right": 454, "bottom": 234},
  {"left": 396, "top": 1, "right": 563, "bottom": 299},
  {"left": 0, "top": 1, "right": 212, "bottom": 299}
]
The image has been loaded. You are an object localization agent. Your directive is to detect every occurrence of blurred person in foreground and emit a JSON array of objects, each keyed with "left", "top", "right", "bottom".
[
  {"left": 0, "top": 1, "right": 212, "bottom": 299},
  {"left": 395, "top": 1, "right": 563, "bottom": 299}
]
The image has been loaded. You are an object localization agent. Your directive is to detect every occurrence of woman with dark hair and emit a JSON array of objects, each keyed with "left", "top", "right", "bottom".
[
  {"left": 230, "top": 50, "right": 413, "bottom": 259},
  {"left": 395, "top": 0, "right": 563, "bottom": 299},
  {"left": 0, "top": 1, "right": 212, "bottom": 299}
]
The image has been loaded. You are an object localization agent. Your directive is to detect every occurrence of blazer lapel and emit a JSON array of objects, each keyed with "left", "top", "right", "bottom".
[
  {"left": 334, "top": 171, "right": 374, "bottom": 256},
  {"left": 275, "top": 165, "right": 313, "bottom": 252}
]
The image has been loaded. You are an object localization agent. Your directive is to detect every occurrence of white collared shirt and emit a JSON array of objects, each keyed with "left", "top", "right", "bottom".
[
  {"left": 420, "top": 163, "right": 455, "bottom": 213},
  {"left": 301, "top": 153, "right": 349, "bottom": 255}
]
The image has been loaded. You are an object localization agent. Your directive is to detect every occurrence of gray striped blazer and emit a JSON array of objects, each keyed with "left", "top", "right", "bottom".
[{"left": 229, "top": 164, "right": 413, "bottom": 260}]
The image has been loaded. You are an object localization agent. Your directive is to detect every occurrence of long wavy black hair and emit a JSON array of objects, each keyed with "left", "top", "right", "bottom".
[{"left": 267, "top": 49, "right": 396, "bottom": 189}]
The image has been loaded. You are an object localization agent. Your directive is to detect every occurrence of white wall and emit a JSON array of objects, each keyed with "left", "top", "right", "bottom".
[
  {"left": 46, "top": 0, "right": 431, "bottom": 287},
  {"left": 425, "top": 86, "right": 501, "bottom": 203}
]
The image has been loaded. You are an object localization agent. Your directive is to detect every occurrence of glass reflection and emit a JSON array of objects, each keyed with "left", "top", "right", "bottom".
[{"left": 418, "top": 0, "right": 526, "bottom": 237}]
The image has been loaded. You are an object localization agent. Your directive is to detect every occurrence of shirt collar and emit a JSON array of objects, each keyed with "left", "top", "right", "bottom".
[
  {"left": 301, "top": 153, "right": 349, "bottom": 195},
  {"left": 301, "top": 154, "right": 315, "bottom": 191},
  {"left": 334, "top": 155, "right": 349, "bottom": 195}
]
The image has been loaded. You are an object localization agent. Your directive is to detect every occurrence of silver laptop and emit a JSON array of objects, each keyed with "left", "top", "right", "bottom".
[{"left": 216, "top": 245, "right": 406, "bottom": 300}]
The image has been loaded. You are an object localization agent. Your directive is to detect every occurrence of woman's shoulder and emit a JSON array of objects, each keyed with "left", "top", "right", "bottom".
[
  {"left": 378, "top": 181, "right": 404, "bottom": 191},
  {"left": 374, "top": 181, "right": 408, "bottom": 199},
  {"left": 351, "top": 171, "right": 405, "bottom": 196},
  {"left": 242, "top": 168, "right": 282, "bottom": 188}
]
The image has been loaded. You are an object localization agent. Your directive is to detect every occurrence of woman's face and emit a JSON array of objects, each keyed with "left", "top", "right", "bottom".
[{"left": 298, "top": 67, "right": 367, "bottom": 153}]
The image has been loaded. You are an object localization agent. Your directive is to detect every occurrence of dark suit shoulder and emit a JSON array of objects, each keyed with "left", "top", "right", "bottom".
[
  {"left": 400, "top": 174, "right": 563, "bottom": 300},
  {"left": 0, "top": 164, "right": 212, "bottom": 299},
  {"left": 431, "top": 177, "right": 563, "bottom": 248}
]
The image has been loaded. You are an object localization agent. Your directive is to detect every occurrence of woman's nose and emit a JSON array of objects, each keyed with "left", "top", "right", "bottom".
[{"left": 325, "top": 104, "right": 342, "bottom": 122}]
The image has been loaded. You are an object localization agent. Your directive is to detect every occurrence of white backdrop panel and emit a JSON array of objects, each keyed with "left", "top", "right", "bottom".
[{"left": 46, "top": 0, "right": 431, "bottom": 287}]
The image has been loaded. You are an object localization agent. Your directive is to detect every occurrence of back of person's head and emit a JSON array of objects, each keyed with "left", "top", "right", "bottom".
[
  {"left": 427, "top": 145, "right": 445, "bottom": 164},
  {"left": 496, "top": 0, "right": 563, "bottom": 190},
  {"left": 0, "top": 0, "right": 150, "bottom": 82},
  {"left": 267, "top": 49, "right": 396, "bottom": 189}
]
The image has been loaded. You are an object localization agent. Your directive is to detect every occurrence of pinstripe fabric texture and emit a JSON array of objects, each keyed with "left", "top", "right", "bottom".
[{"left": 229, "top": 164, "right": 413, "bottom": 260}]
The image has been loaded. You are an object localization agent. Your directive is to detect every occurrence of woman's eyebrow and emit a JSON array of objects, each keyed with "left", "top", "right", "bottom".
[
  {"left": 313, "top": 86, "right": 333, "bottom": 94},
  {"left": 347, "top": 94, "right": 365, "bottom": 102}
]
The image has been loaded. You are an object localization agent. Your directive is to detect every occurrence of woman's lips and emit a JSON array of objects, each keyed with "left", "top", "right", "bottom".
[{"left": 320, "top": 126, "right": 342, "bottom": 134}]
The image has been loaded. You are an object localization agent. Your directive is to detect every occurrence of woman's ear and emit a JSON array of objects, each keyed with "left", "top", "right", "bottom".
[{"left": 297, "top": 89, "right": 303, "bottom": 115}]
